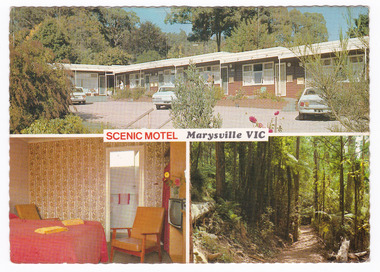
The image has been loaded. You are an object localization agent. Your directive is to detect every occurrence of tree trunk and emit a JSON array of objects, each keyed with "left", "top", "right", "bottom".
[
  {"left": 232, "top": 143, "right": 238, "bottom": 200},
  {"left": 286, "top": 166, "right": 293, "bottom": 239},
  {"left": 293, "top": 137, "right": 300, "bottom": 241},
  {"left": 193, "top": 142, "right": 203, "bottom": 171},
  {"left": 339, "top": 136, "right": 345, "bottom": 226},
  {"left": 215, "top": 142, "right": 225, "bottom": 200},
  {"left": 313, "top": 141, "right": 319, "bottom": 218}
]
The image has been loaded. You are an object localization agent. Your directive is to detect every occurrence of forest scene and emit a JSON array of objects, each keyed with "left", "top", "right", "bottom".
[{"left": 191, "top": 136, "right": 370, "bottom": 263}]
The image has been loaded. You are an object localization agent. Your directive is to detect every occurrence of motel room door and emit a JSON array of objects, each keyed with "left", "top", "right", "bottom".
[
  {"left": 275, "top": 63, "right": 286, "bottom": 96},
  {"left": 106, "top": 147, "right": 144, "bottom": 241}
]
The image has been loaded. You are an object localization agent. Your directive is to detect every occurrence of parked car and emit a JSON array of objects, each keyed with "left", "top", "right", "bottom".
[
  {"left": 298, "top": 87, "right": 331, "bottom": 120},
  {"left": 152, "top": 85, "right": 176, "bottom": 109},
  {"left": 70, "top": 87, "right": 87, "bottom": 104}
]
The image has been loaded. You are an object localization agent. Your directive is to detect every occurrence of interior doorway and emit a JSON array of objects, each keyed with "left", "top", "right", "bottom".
[{"left": 106, "top": 146, "right": 144, "bottom": 241}]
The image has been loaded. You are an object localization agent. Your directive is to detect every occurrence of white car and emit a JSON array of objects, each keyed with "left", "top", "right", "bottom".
[
  {"left": 298, "top": 87, "right": 331, "bottom": 120},
  {"left": 70, "top": 87, "right": 87, "bottom": 104},
  {"left": 152, "top": 85, "right": 176, "bottom": 109}
]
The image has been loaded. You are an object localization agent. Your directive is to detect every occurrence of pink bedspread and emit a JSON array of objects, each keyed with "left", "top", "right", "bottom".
[{"left": 10, "top": 219, "right": 108, "bottom": 263}]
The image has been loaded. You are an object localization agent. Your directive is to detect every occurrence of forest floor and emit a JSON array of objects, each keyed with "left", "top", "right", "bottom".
[{"left": 272, "top": 225, "right": 327, "bottom": 263}]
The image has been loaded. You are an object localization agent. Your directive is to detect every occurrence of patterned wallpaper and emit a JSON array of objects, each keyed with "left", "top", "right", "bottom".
[{"left": 28, "top": 138, "right": 169, "bottom": 227}]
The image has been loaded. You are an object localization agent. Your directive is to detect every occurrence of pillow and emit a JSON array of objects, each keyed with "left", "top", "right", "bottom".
[
  {"left": 9, "top": 213, "right": 19, "bottom": 220},
  {"left": 61, "top": 219, "right": 84, "bottom": 226}
]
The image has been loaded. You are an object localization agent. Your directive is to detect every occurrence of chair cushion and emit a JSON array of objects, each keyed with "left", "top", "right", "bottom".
[
  {"left": 112, "top": 237, "right": 157, "bottom": 252},
  {"left": 15, "top": 204, "right": 41, "bottom": 220},
  {"left": 131, "top": 207, "right": 164, "bottom": 242}
]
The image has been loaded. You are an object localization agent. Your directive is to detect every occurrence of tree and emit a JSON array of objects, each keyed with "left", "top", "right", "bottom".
[
  {"left": 126, "top": 21, "right": 169, "bottom": 59},
  {"left": 95, "top": 47, "right": 132, "bottom": 65},
  {"left": 64, "top": 8, "right": 110, "bottom": 64},
  {"left": 224, "top": 7, "right": 328, "bottom": 52},
  {"left": 166, "top": 7, "right": 238, "bottom": 52},
  {"left": 10, "top": 40, "right": 72, "bottom": 133},
  {"left": 224, "top": 18, "right": 275, "bottom": 52},
  {"left": 96, "top": 7, "right": 139, "bottom": 47},
  {"left": 135, "top": 50, "right": 163, "bottom": 63},
  {"left": 347, "top": 14, "right": 369, "bottom": 38},
  {"left": 32, "top": 18, "right": 75, "bottom": 62},
  {"left": 170, "top": 64, "right": 222, "bottom": 128}
]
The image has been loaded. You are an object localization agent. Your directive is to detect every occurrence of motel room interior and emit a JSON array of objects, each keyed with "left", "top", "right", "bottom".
[{"left": 9, "top": 137, "right": 187, "bottom": 263}]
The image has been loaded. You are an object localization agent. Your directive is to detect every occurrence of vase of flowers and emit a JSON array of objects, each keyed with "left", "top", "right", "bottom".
[{"left": 163, "top": 171, "right": 182, "bottom": 198}]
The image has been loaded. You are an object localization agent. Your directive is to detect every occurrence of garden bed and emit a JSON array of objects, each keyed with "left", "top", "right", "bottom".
[{"left": 216, "top": 98, "right": 288, "bottom": 109}]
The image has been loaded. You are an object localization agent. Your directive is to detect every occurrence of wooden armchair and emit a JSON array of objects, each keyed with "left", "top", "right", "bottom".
[
  {"left": 15, "top": 204, "right": 59, "bottom": 220},
  {"left": 110, "top": 207, "right": 165, "bottom": 263}
]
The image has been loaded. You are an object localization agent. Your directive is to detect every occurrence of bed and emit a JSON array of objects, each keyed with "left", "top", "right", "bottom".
[{"left": 10, "top": 215, "right": 109, "bottom": 263}]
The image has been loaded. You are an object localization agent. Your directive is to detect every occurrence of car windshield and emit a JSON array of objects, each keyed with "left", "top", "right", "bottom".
[
  {"left": 304, "top": 88, "right": 322, "bottom": 96},
  {"left": 73, "top": 88, "right": 84, "bottom": 93},
  {"left": 159, "top": 87, "right": 175, "bottom": 92}
]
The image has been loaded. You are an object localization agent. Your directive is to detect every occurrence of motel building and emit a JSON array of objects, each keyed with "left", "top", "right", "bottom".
[{"left": 62, "top": 37, "right": 367, "bottom": 99}]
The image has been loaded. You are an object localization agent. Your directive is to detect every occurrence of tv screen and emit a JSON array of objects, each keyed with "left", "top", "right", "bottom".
[{"left": 168, "top": 198, "right": 185, "bottom": 229}]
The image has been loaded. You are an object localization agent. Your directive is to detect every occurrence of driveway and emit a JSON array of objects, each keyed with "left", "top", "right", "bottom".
[{"left": 70, "top": 101, "right": 342, "bottom": 133}]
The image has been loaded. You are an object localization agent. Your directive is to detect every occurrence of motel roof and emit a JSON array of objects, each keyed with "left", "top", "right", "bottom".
[{"left": 62, "top": 37, "right": 368, "bottom": 74}]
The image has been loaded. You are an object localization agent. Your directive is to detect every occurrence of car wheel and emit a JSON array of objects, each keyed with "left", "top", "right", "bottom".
[{"left": 156, "top": 105, "right": 161, "bottom": 110}]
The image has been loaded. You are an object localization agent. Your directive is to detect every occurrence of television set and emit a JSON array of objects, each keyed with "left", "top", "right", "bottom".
[{"left": 168, "top": 198, "right": 185, "bottom": 229}]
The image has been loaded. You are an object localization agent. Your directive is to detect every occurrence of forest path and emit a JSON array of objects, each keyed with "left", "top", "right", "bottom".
[{"left": 274, "top": 225, "right": 326, "bottom": 263}]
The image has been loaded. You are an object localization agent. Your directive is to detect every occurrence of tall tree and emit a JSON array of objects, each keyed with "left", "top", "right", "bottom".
[
  {"left": 96, "top": 7, "right": 139, "bottom": 47},
  {"left": 166, "top": 7, "right": 237, "bottom": 52},
  {"left": 32, "top": 18, "right": 75, "bottom": 62},
  {"left": 126, "top": 21, "right": 169, "bottom": 59}
]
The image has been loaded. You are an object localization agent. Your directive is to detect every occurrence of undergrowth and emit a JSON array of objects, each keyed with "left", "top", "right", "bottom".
[{"left": 193, "top": 200, "right": 284, "bottom": 263}]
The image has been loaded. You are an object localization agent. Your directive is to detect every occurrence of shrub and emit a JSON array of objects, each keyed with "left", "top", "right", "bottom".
[
  {"left": 21, "top": 114, "right": 90, "bottom": 134},
  {"left": 254, "top": 89, "right": 284, "bottom": 102},
  {"left": 171, "top": 64, "right": 222, "bottom": 128},
  {"left": 112, "top": 87, "right": 132, "bottom": 100},
  {"left": 131, "top": 87, "right": 146, "bottom": 100},
  {"left": 213, "top": 86, "right": 225, "bottom": 100}
]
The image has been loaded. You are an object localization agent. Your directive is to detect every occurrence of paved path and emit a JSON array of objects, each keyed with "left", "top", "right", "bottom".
[
  {"left": 70, "top": 101, "right": 342, "bottom": 133},
  {"left": 274, "top": 225, "right": 326, "bottom": 263}
]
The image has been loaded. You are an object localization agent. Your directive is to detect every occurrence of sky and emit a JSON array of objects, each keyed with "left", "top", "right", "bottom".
[{"left": 124, "top": 6, "right": 369, "bottom": 41}]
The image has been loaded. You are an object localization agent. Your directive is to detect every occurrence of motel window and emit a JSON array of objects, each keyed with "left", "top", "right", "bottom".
[
  {"left": 349, "top": 55, "right": 365, "bottom": 79},
  {"left": 263, "top": 63, "right": 274, "bottom": 84},
  {"left": 163, "top": 69, "right": 175, "bottom": 85},
  {"left": 243, "top": 62, "right": 274, "bottom": 86},
  {"left": 305, "top": 55, "right": 365, "bottom": 85},
  {"left": 75, "top": 72, "right": 98, "bottom": 91},
  {"left": 129, "top": 74, "right": 141, "bottom": 88},
  {"left": 177, "top": 68, "right": 184, "bottom": 79},
  {"left": 197, "top": 65, "right": 221, "bottom": 84},
  {"left": 158, "top": 72, "right": 164, "bottom": 86}
]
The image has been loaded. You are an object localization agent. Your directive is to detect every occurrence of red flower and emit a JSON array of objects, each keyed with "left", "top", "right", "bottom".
[
  {"left": 269, "top": 129, "right": 273, "bottom": 133},
  {"left": 274, "top": 111, "right": 280, "bottom": 116},
  {"left": 249, "top": 116, "right": 257, "bottom": 123},
  {"left": 174, "top": 178, "right": 181, "bottom": 187},
  {"left": 258, "top": 123, "right": 263, "bottom": 128}
]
